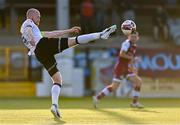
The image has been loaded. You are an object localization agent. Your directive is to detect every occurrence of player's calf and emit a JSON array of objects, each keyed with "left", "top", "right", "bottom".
[
  {"left": 131, "top": 84, "right": 144, "bottom": 108},
  {"left": 96, "top": 84, "right": 118, "bottom": 100},
  {"left": 93, "top": 82, "right": 120, "bottom": 108}
]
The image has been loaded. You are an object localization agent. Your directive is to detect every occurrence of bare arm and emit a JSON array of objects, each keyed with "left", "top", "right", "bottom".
[
  {"left": 42, "top": 26, "right": 81, "bottom": 38},
  {"left": 25, "top": 27, "right": 36, "bottom": 46}
]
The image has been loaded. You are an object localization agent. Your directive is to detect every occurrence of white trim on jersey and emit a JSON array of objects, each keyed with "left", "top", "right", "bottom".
[{"left": 121, "top": 39, "right": 130, "bottom": 52}]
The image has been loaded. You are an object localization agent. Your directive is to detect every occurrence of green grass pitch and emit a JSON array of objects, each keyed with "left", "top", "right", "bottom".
[{"left": 0, "top": 97, "right": 180, "bottom": 125}]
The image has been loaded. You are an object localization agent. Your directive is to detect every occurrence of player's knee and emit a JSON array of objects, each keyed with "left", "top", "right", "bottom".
[
  {"left": 134, "top": 81, "right": 141, "bottom": 90},
  {"left": 136, "top": 84, "right": 141, "bottom": 89},
  {"left": 137, "top": 78, "right": 142, "bottom": 86},
  {"left": 51, "top": 72, "right": 63, "bottom": 84},
  {"left": 52, "top": 78, "right": 61, "bottom": 84},
  {"left": 111, "top": 83, "right": 119, "bottom": 91},
  {"left": 107, "top": 85, "right": 114, "bottom": 92}
]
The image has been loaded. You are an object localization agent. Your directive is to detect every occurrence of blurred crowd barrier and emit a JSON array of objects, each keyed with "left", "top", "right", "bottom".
[
  {"left": 0, "top": 47, "right": 28, "bottom": 81},
  {"left": 74, "top": 47, "right": 180, "bottom": 97}
]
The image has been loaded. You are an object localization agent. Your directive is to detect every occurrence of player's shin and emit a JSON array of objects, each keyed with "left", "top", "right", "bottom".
[
  {"left": 96, "top": 86, "right": 113, "bottom": 100},
  {"left": 75, "top": 33, "right": 101, "bottom": 44},
  {"left": 132, "top": 87, "right": 140, "bottom": 104},
  {"left": 74, "top": 25, "right": 116, "bottom": 44},
  {"left": 51, "top": 83, "right": 61, "bottom": 106}
]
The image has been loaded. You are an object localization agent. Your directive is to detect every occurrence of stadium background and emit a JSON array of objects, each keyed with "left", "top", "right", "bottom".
[
  {"left": 0, "top": 0, "right": 179, "bottom": 98},
  {"left": 0, "top": 0, "right": 180, "bottom": 124}
]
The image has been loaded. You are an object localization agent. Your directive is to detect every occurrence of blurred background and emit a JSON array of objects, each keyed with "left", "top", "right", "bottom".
[{"left": 0, "top": 0, "right": 180, "bottom": 98}]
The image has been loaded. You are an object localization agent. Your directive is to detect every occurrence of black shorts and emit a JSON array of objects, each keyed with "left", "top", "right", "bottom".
[{"left": 34, "top": 37, "right": 69, "bottom": 77}]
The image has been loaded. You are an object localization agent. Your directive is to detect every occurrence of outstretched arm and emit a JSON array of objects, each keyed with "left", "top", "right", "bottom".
[{"left": 42, "top": 26, "right": 81, "bottom": 38}]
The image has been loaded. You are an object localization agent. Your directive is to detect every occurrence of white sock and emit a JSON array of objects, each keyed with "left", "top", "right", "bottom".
[
  {"left": 132, "top": 90, "right": 140, "bottom": 97},
  {"left": 51, "top": 84, "right": 61, "bottom": 106},
  {"left": 76, "top": 33, "right": 101, "bottom": 44},
  {"left": 102, "top": 87, "right": 110, "bottom": 96}
]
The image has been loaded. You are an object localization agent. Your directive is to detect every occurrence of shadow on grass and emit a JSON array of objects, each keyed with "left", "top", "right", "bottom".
[
  {"left": 130, "top": 108, "right": 161, "bottom": 113},
  {"left": 89, "top": 108, "right": 145, "bottom": 124},
  {"left": 0, "top": 97, "right": 180, "bottom": 109},
  {"left": 52, "top": 118, "right": 66, "bottom": 125},
  {"left": 45, "top": 118, "right": 66, "bottom": 125}
]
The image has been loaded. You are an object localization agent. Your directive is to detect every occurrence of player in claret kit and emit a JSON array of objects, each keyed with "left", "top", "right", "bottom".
[
  {"left": 93, "top": 30, "right": 144, "bottom": 109},
  {"left": 20, "top": 8, "right": 117, "bottom": 119}
]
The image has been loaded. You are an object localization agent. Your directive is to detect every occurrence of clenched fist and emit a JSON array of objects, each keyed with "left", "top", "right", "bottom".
[{"left": 70, "top": 26, "right": 81, "bottom": 34}]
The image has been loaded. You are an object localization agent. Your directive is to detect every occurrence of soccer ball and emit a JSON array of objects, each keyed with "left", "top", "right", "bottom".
[{"left": 121, "top": 20, "right": 136, "bottom": 35}]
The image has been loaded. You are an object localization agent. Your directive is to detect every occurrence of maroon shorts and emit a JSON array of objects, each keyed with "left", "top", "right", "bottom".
[{"left": 113, "top": 61, "right": 132, "bottom": 82}]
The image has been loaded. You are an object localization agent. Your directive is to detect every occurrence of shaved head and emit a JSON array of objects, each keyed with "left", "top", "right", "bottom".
[
  {"left": 26, "top": 8, "right": 40, "bottom": 18},
  {"left": 26, "top": 8, "right": 41, "bottom": 25}
]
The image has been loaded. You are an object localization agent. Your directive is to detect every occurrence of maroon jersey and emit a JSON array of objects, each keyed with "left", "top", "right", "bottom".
[{"left": 113, "top": 39, "right": 137, "bottom": 79}]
